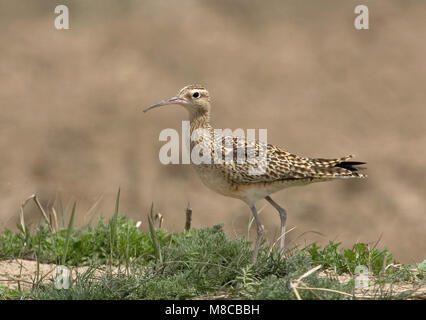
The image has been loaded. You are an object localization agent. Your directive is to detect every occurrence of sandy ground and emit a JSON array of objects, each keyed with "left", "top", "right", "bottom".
[
  {"left": 0, "top": 259, "right": 65, "bottom": 289},
  {"left": 0, "top": 1, "right": 425, "bottom": 264},
  {"left": 0, "top": 259, "right": 119, "bottom": 290}
]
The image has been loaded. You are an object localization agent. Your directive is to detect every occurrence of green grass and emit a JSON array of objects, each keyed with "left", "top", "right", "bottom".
[
  {"left": 0, "top": 215, "right": 170, "bottom": 266},
  {"left": 0, "top": 285, "right": 20, "bottom": 300},
  {"left": 0, "top": 209, "right": 424, "bottom": 300},
  {"left": 306, "top": 241, "right": 393, "bottom": 276}
]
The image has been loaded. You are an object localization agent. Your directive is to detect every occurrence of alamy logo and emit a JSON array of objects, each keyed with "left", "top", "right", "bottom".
[
  {"left": 54, "top": 265, "right": 70, "bottom": 289},
  {"left": 354, "top": 5, "right": 369, "bottom": 30},
  {"left": 54, "top": 5, "right": 70, "bottom": 30},
  {"left": 157, "top": 121, "right": 268, "bottom": 175},
  {"left": 354, "top": 265, "right": 369, "bottom": 289}
]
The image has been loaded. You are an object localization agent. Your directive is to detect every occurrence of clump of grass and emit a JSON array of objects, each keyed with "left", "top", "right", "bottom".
[
  {"left": 0, "top": 215, "right": 169, "bottom": 266},
  {"left": 161, "top": 224, "right": 253, "bottom": 294},
  {"left": 0, "top": 285, "right": 21, "bottom": 300},
  {"left": 251, "top": 253, "right": 352, "bottom": 300},
  {"left": 306, "top": 241, "right": 393, "bottom": 275},
  {"left": 256, "top": 272, "right": 352, "bottom": 300},
  {"left": 377, "top": 262, "right": 425, "bottom": 284},
  {"left": 0, "top": 231, "right": 26, "bottom": 258}
]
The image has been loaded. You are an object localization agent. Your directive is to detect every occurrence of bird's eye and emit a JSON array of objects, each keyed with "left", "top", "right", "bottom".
[{"left": 192, "top": 91, "right": 200, "bottom": 98}]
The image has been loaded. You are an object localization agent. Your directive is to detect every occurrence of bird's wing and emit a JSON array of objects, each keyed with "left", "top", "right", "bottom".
[{"left": 213, "top": 137, "right": 366, "bottom": 184}]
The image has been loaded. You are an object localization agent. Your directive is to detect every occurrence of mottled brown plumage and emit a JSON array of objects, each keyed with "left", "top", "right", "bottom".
[{"left": 144, "top": 85, "right": 367, "bottom": 261}]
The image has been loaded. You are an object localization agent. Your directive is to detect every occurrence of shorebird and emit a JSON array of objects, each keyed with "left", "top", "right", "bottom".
[{"left": 144, "top": 85, "right": 367, "bottom": 261}]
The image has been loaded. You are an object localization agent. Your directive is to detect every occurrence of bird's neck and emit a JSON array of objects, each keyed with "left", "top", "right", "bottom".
[
  {"left": 189, "top": 110, "right": 212, "bottom": 133},
  {"left": 189, "top": 111, "right": 214, "bottom": 151}
]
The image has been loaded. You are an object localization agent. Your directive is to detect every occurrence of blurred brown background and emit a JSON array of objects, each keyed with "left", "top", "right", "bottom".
[{"left": 0, "top": 0, "right": 425, "bottom": 263}]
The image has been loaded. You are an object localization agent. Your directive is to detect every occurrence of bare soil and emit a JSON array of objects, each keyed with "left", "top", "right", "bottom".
[{"left": 0, "top": 259, "right": 118, "bottom": 290}]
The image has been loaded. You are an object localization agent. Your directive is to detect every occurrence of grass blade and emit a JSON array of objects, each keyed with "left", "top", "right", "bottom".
[
  {"left": 62, "top": 202, "right": 76, "bottom": 265},
  {"left": 109, "top": 188, "right": 121, "bottom": 268},
  {"left": 148, "top": 203, "right": 162, "bottom": 264}
]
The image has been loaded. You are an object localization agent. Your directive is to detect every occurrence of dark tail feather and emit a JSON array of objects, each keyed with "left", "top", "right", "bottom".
[{"left": 335, "top": 161, "right": 367, "bottom": 172}]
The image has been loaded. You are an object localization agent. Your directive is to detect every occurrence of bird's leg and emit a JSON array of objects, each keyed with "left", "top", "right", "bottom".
[
  {"left": 265, "top": 196, "right": 287, "bottom": 254},
  {"left": 249, "top": 205, "right": 264, "bottom": 263}
]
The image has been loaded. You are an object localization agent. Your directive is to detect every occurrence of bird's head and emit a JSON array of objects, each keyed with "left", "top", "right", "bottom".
[{"left": 144, "top": 85, "right": 211, "bottom": 117}]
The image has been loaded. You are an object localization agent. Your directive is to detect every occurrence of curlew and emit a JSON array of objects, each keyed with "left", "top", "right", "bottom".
[{"left": 144, "top": 85, "right": 367, "bottom": 261}]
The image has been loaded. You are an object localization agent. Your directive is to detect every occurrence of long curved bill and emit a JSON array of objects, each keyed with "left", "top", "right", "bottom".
[{"left": 143, "top": 97, "right": 187, "bottom": 113}]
